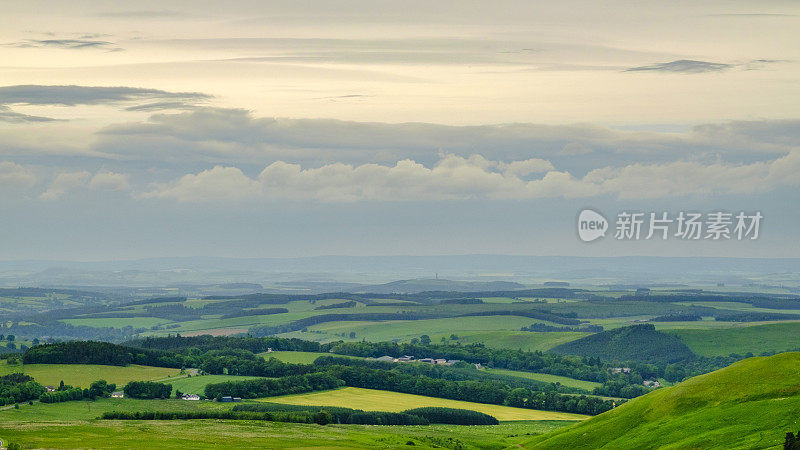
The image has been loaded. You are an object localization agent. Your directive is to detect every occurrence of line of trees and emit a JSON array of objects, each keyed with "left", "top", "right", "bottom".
[
  {"left": 204, "top": 372, "right": 343, "bottom": 400},
  {"left": 325, "top": 341, "right": 611, "bottom": 383},
  {"left": 23, "top": 341, "right": 187, "bottom": 367},
  {"left": 39, "top": 380, "right": 116, "bottom": 403},
  {"left": 123, "top": 381, "right": 172, "bottom": 399}
]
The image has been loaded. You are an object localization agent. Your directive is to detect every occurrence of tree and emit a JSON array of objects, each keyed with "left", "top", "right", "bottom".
[
  {"left": 6, "top": 335, "right": 14, "bottom": 342},
  {"left": 786, "top": 431, "right": 800, "bottom": 450},
  {"left": 88, "top": 380, "right": 115, "bottom": 399},
  {"left": 349, "top": 332, "right": 356, "bottom": 339},
  {"left": 420, "top": 335, "right": 431, "bottom": 346},
  {"left": 32, "top": 338, "right": 39, "bottom": 346},
  {"left": 175, "top": 389, "right": 183, "bottom": 399}
]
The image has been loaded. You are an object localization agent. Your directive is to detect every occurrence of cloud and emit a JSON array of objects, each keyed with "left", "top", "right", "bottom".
[
  {"left": 4, "top": 39, "right": 121, "bottom": 51},
  {"left": 95, "top": 10, "right": 185, "bottom": 19},
  {"left": 626, "top": 60, "right": 733, "bottom": 73},
  {"left": 498, "top": 158, "right": 555, "bottom": 177},
  {"left": 124, "top": 102, "right": 200, "bottom": 112},
  {"left": 40, "top": 171, "right": 91, "bottom": 200},
  {"left": 0, "top": 85, "right": 211, "bottom": 107},
  {"left": 141, "top": 166, "right": 260, "bottom": 202},
  {"left": 0, "top": 161, "right": 37, "bottom": 190},
  {"left": 89, "top": 172, "right": 130, "bottom": 191},
  {"left": 0, "top": 105, "right": 59, "bottom": 123},
  {"left": 96, "top": 108, "right": 800, "bottom": 167},
  {"left": 141, "top": 151, "right": 800, "bottom": 203}
]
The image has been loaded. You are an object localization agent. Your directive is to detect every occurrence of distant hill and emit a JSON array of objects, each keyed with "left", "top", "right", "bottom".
[
  {"left": 526, "top": 352, "right": 800, "bottom": 449},
  {"left": 549, "top": 324, "right": 694, "bottom": 364},
  {"left": 354, "top": 278, "right": 525, "bottom": 294}
]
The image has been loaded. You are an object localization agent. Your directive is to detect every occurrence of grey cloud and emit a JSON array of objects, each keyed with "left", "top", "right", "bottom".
[
  {"left": 0, "top": 85, "right": 211, "bottom": 107},
  {"left": 124, "top": 102, "right": 201, "bottom": 112},
  {"left": 96, "top": 108, "right": 800, "bottom": 169},
  {"left": 5, "top": 39, "right": 122, "bottom": 51},
  {"left": 0, "top": 105, "right": 60, "bottom": 123},
  {"left": 626, "top": 60, "right": 733, "bottom": 73}
]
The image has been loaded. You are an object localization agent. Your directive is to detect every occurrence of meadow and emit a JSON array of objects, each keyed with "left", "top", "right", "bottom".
[
  {"left": 262, "top": 387, "right": 589, "bottom": 421},
  {"left": 0, "top": 361, "right": 180, "bottom": 387},
  {"left": 484, "top": 368, "right": 602, "bottom": 391},
  {"left": 165, "top": 375, "right": 265, "bottom": 395},
  {"left": 0, "top": 418, "right": 571, "bottom": 449},
  {"left": 669, "top": 321, "right": 800, "bottom": 356},
  {"left": 62, "top": 317, "right": 174, "bottom": 329},
  {"left": 262, "top": 351, "right": 350, "bottom": 364},
  {"left": 0, "top": 397, "right": 575, "bottom": 449}
]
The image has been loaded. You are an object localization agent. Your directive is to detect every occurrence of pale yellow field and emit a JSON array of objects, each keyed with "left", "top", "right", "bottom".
[{"left": 261, "top": 387, "right": 589, "bottom": 421}]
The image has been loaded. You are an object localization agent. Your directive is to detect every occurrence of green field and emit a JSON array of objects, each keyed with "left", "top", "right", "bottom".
[
  {"left": 61, "top": 317, "right": 174, "bottom": 328},
  {"left": 263, "top": 387, "right": 589, "bottom": 421},
  {"left": 306, "top": 315, "right": 541, "bottom": 340},
  {"left": 449, "top": 330, "right": 588, "bottom": 351},
  {"left": 165, "top": 375, "right": 264, "bottom": 395},
  {"left": 279, "top": 316, "right": 589, "bottom": 351},
  {"left": 526, "top": 352, "right": 800, "bottom": 449},
  {"left": 0, "top": 398, "right": 574, "bottom": 449},
  {"left": 0, "top": 361, "right": 180, "bottom": 387},
  {"left": 263, "top": 351, "right": 340, "bottom": 364},
  {"left": 669, "top": 321, "right": 800, "bottom": 356},
  {"left": 484, "top": 368, "right": 602, "bottom": 391}
]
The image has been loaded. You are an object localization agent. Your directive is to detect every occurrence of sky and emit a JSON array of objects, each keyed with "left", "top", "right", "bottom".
[{"left": 0, "top": 0, "right": 799, "bottom": 260}]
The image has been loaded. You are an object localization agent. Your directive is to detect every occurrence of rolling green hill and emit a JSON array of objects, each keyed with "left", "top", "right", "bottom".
[
  {"left": 669, "top": 321, "right": 800, "bottom": 357},
  {"left": 549, "top": 324, "right": 695, "bottom": 364},
  {"left": 525, "top": 352, "right": 800, "bottom": 449}
]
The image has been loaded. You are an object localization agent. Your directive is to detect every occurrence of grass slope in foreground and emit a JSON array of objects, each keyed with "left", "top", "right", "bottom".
[
  {"left": 0, "top": 398, "right": 574, "bottom": 448},
  {"left": 262, "top": 387, "right": 588, "bottom": 421},
  {"left": 525, "top": 352, "right": 800, "bottom": 449}
]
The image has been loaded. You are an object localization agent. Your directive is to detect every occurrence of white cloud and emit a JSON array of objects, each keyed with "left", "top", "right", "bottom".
[
  {"left": 89, "top": 171, "right": 130, "bottom": 191},
  {"left": 141, "top": 166, "right": 260, "bottom": 202},
  {"left": 141, "top": 151, "right": 800, "bottom": 203},
  {"left": 0, "top": 161, "right": 37, "bottom": 190},
  {"left": 40, "top": 171, "right": 91, "bottom": 200},
  {"left": 498, "top": 158, "right": 555, "bottom": 177}
]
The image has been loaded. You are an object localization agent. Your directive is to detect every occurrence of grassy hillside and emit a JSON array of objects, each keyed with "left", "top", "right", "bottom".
[
  {"left": 670, "top": 321, "right": 800, "bottom": 357},
  {"left": 525, "top": 352, "right": 800, "bottom": 449},
  {"left": 549, "top": 324, "right": 695, "bottom": 364},
  {"left": 264, "top": 387, "right": 589, "bottom": 421},
  {"left": 0, "top": 361, "right": 180, "bottom": 386}
]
